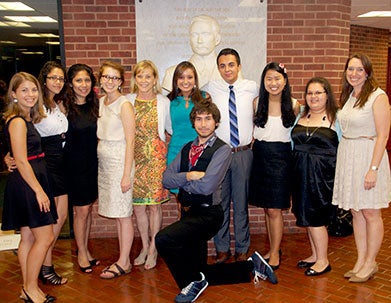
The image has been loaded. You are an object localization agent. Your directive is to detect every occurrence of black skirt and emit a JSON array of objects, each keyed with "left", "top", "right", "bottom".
[
  {"left": 2, "top": 157, "right": 58, "bottom": 230},
  {"left": 41, "top": 134, "right": 67, "bottom": 197},
  {"left": 249, "top": 140, "right": 292, "bottom": 209}
]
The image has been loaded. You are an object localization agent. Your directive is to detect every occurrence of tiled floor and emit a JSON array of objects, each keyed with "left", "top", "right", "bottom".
[{"left": 0, "top": 206, "right": 390, "bottom": 303}]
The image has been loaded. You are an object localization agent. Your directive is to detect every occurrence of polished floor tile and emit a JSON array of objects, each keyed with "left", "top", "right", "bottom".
[{"left": 1, "top": 206, "right": 390, "bottom": 303}]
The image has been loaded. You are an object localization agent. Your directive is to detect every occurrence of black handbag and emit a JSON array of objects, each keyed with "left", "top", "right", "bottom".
[{"left": 327, "top": 206, "right": 353, "bottom": 237}]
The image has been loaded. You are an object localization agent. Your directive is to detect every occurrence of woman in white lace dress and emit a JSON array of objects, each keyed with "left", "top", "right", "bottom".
[
  {"left": 97, "top": 61, "right": 136, "bottom": 279},
  {"left": 332, "top": 53, "right": 391, "bottom": 283}
]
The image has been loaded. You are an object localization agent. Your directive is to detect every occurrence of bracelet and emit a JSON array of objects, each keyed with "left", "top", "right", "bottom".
[{"left": 370, "top": 166, "right": 378, "bottom": 171}]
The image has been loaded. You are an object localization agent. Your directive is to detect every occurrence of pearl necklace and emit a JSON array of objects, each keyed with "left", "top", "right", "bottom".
[{"left": 306, "top": 113, "right": 326, "bottom": 137}]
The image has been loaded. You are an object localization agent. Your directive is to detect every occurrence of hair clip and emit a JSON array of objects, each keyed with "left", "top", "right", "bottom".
[{"left": 279, "top": 63, "right": 287, "bottom": 74}]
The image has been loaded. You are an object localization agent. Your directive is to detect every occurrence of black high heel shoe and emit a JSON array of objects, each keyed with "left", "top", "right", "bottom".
[
  {"left": 89, "top": 259, "right": 100, "bottom": 266},
  {"left": 39, "top": 265, "right": 67, "bottom": 285},
  {"left": 22, "top": 288, "right": 54, "bottom": 303},
  {"left": 76, "top": 249, "right": 100, "bottom": 267},
  {"left": 264, "top": 249, "right": 282, "bottom": 262},
  {"left": 265, "top": 249, "right": 282, "bottom": 270},
  {"left": 79, "top": 264, "right": 93, "bottom": 273}
]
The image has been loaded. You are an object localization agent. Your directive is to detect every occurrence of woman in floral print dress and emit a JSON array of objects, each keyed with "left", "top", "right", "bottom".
[{"left": 126, "top": 60, "right": 172, "bottom": 270}]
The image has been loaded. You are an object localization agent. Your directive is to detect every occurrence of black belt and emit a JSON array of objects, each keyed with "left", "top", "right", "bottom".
[
  {"left": 231, "top": 143, "right": 251, "bottom": 153},
  {"left": 181, "top": 203, "right": 210, "bottom": 212}
]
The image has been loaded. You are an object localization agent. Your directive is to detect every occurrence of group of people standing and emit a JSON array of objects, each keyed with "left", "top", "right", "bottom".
[
  {"left": 2, "top": 61, "right": 102, "bottom": 302},
  {"left": 1, "top": 49, "right": 390, "bottom": 303}
]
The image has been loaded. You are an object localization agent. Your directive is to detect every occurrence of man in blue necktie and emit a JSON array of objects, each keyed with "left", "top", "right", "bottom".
[{"left": 203, "top": 48, "right": 258, "bottom": 264}]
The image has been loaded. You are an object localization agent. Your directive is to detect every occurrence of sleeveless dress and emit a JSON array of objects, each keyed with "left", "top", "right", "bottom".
[
  {"left": 64, "top": 103, "right": 98, "bottom": 206},
  {"left": 167, "top": 94, "right": 204, "bottom": 165},
  {"left": 34, "top": 104, "right": 68, "bottom": 197},
  {"left": 97, "top": 95, "right": 135, "bottom": 218},
  {"left": 2, "top": 116, "right": 58, "bottom": 230},
  {"left": 133, "top": 98, "right": 170, "bottom": 205},
  {"left": 167, "top": 95, "right": 200, "bottom": 194},
  {"left": 332, "top": 88, "right": 391, "bottom": 211},
  {"left": 291, "top": 125, "right": 339, "bottom": 227}
]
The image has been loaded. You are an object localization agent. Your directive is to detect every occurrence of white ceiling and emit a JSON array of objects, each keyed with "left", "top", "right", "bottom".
[
  {"left": 0, "top": 0, "right": 390, "bottom": 49},
  {"left": 0, "top": 0, "right": 58, "bottom": 47},
  {"left": 351, "top": 0, "right": 391, "bottom": 31}
]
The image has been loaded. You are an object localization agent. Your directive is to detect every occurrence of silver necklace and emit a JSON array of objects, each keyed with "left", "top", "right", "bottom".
[{"left": 306, "top": 113, "right": 326, "bottom": 137}]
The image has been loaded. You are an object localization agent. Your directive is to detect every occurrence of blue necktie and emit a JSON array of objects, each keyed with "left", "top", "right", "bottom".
[{"left": 229, "top": 85, "right": 239, "bottom": 147}]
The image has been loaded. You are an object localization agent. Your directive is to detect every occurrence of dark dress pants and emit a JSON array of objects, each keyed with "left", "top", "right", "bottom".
[{"left": 156, "top": 204, "right": 253, "bottom": 289}]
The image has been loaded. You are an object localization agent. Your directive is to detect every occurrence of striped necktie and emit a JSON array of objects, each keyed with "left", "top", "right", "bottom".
[{"left": 229, "top": 85, "right": 239, "bottom": 147}]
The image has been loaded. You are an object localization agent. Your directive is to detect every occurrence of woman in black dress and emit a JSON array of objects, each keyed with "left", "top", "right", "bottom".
[
  {"left": 291, "top": 77, "right": 339, "bottom": 276},
  {"left": 63, "top": 64, "right": 100, "bottom": 273},
  {"left": 5, "top": 62, "right": 69, "bottom": 285},
  {"left": 2, "top": 72, "right": 57, "bottom": 302}
]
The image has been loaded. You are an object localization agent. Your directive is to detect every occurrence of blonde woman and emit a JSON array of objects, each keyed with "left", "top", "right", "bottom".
[{"left": 126, "top": 60, "right": 172, "bottom": 270}]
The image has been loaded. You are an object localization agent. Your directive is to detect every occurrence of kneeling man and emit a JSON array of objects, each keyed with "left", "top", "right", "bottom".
[{"left": 156, "top": 100, "right": 277, "bottom": 303}]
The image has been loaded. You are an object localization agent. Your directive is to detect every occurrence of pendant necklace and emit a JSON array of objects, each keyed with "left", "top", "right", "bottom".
[
  {"left": 184, "top": 96, "right": 190, "bottom": 109},
  {"left": 306, "top": 113, "right": 326, "bottom": 137}
]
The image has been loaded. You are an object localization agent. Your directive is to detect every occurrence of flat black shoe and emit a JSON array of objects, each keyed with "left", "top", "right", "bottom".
[
  {"left": 305, "top": 264, "right": 332, "bottom": 276},
  {"left": 297, "top": 260, "right": 316, "bottom": 269},
  {"left": 270, "top": 264, "right": 280, "bottom": 271}
]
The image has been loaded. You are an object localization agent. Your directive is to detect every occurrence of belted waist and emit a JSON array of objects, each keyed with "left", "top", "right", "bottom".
[
  {"left": 231, "top": 143, "right": 252, "bottom": 153},
  {"left": 181, "top": 203, "right": 211, "bottom": 212},
  {"left": 342, "top": 135, "right": 376, "bottom": 141},
  {"left": 27, "top": 152, "right": 45, "bottom": 161}
]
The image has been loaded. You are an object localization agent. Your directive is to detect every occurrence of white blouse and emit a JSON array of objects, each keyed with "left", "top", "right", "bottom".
[{"left": 34, "top": 104, "right": 68, "bottom": 137}]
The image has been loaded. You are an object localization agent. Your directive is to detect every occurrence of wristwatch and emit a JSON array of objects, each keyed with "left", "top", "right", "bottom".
[{"left": 370, "top": 166, "right": 378, "bottom": 171}]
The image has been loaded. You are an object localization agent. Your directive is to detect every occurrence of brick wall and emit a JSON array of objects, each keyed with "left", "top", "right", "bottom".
[
  {"left": 61, "top": 0, "right": 137, "bottom": 87},
  {"left": 349, "top": 25, "right": 389, "bottom": 90},
  {"left": 267, "top": 0, "right": 351, "bottom": 100},
  {"left": 61, "top": 0, "right": 389, "bottom": 243}
]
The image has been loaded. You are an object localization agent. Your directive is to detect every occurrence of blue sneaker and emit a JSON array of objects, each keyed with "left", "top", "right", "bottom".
[
  {"left": 248, "top": 251, "right": 278, "bottom": 285},
  {"left": 175, "top": 272, "right": 208, "bottom": 303}
]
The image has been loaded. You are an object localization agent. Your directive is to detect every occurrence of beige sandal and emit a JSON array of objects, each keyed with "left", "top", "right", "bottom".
[
  {"left": 144, "top": 251, "right": 158, "bottom": 270},
  {"left": 134, "top": 249, "right": 148, "bottom": 266}
]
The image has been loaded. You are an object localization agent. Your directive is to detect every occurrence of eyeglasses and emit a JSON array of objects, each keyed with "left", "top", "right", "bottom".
[
  {"left": 306, "top": 91, "right": 326, "bottom": 97},
  {"left": 101, "top": 75, "right": 121, "bottom": 82},
  {"left": 47, "top": 76, "right": 65, "bottom": 83}
]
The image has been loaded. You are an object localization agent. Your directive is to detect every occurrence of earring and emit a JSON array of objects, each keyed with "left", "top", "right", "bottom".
[
  {"left": 13, "top": 98, "right": 18, "bottom": 103},
  {"left": 118, "top": 86, "right": 121, "bottom": 91}
]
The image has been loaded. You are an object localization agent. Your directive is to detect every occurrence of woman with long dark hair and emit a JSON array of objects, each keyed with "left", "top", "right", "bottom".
[
  {"left": 63, "top": 64, "right": 100, "bottom": 273},
  {"left": 291, "top": 77, "right": 339, "bottom": 276},
  {"left": 250, "top": 62, "right": 299, "bottom": 270}
]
